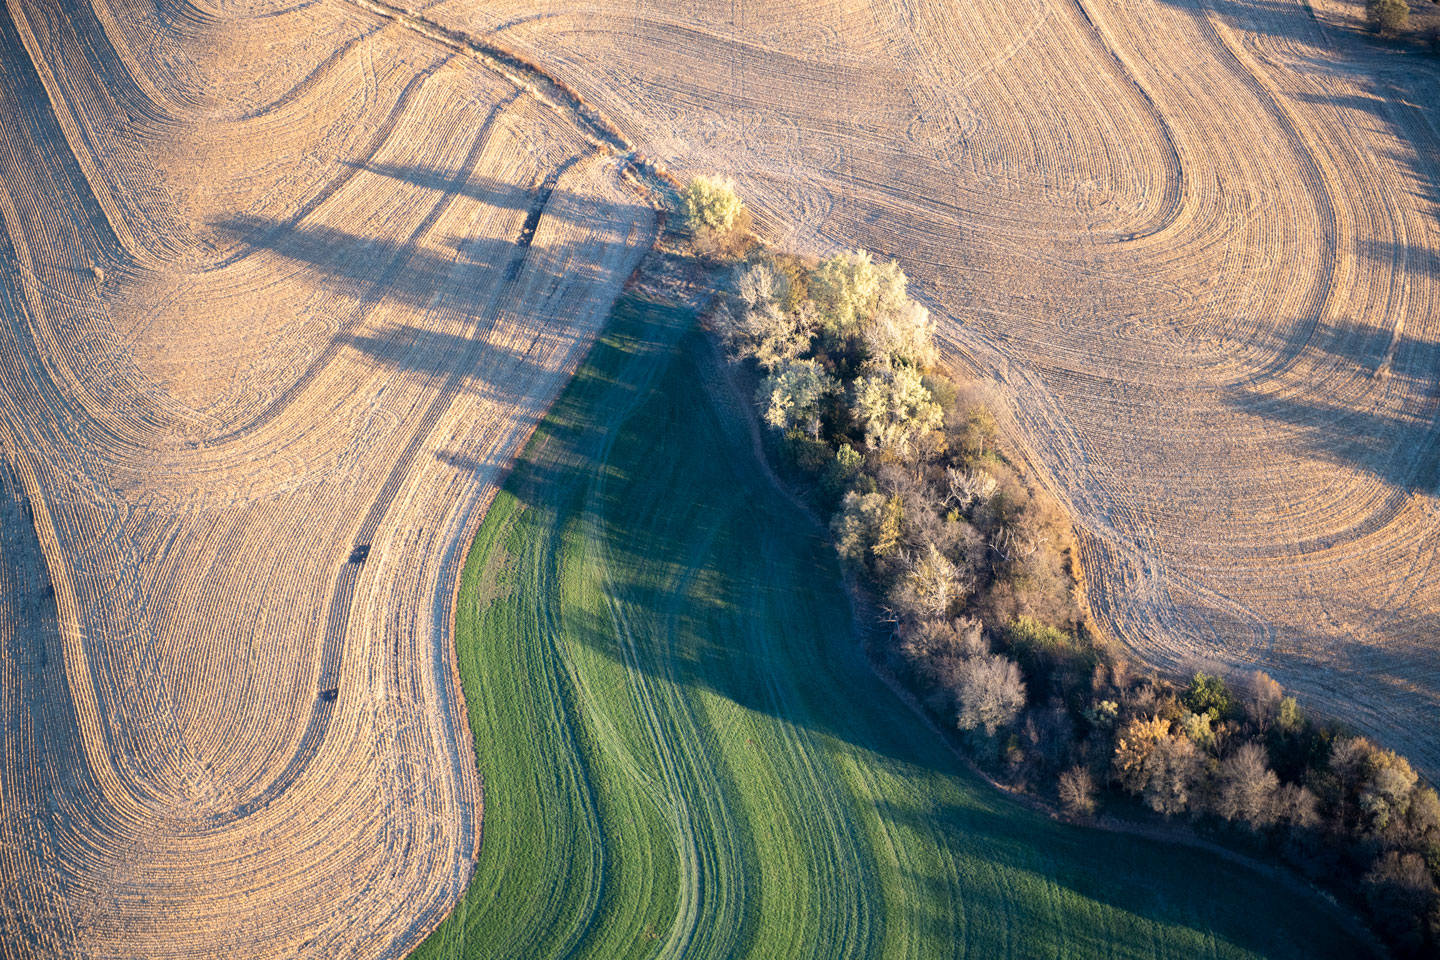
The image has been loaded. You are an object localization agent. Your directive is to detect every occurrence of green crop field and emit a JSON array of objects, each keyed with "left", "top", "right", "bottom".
[{"left": 413, "top": 293, "right": 1369, "bottom": 960}]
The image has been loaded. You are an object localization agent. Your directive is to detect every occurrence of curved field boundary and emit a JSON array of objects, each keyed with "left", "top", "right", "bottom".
[
  {"left": 0, "top": 0, "right": 658, "bottom": 955},
  {"left": 412, "top": 290, "right": 1373, "bottom": 960},
  {"left": 441, "top": 0, "right": 1440, "bottom": 778}
]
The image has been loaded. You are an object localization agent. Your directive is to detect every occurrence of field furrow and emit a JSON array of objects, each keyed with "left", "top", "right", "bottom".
[
  {"left": 431, "top": 0, "right": 1440, "bottom": 775},
  {"left": 0, "top": 0, "right": 654, "bottom": 954}
]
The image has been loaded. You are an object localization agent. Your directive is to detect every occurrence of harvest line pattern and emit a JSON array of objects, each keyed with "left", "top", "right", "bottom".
[
  {"left": 0, "top": 0, "right": 656, "bottom": 955},
  {"left": 446, "top": 0, "right": 1440, "bottom": 775}
]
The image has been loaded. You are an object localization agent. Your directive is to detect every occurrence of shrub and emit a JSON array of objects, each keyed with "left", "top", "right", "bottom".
[
  {"left": 1001, "top": 617, "right": 1096, "bottom": 695},
  {"left": 1083, "top": 699, "right": 1119, "bottom": 730},
  {"left": 1179, "top": 710, "right": 1216, "bottom": 751},
  {"left": 1405, "top": 784, "right": 1440, "bottom": 845},
  {"left": 1366, "top": 0, "right": 1409, "bottom": 33},
  {"left": 1183, "top": 672, "right": 1237, "bottom": 720},
  {"left": 922, "top": 373, "right": 959, "bottom": 419},
  {"left": 683, "top": 175, "right": 752, "bottom": 259},
  {"left": 734, "top": 258, "right": 784, "bottom": 310},
  {"left": 683, "top": 174, "right": 743, "bottom": 232},
  {"left": 819, "top": 444, "right": 865, "bottom": 505},
  {"left": 943, "top": 466, "right": 997, "bottom": 510},
  {"left": 1003, "top": 617, "right": 1073, "bottom": 661},
  {"left": 1277, "top": 695, "right": 1303, "bottom": 733},
  {"left": 785, "top": 429, "right": 836, "bottom": 478},
  {"left": 950, "top": 402, "right": 999, "bottom": 460}
]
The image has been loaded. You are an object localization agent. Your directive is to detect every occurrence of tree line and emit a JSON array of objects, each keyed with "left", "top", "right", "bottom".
[{"left": 683, "top": 175, "right": 1440, "bottom": 957}]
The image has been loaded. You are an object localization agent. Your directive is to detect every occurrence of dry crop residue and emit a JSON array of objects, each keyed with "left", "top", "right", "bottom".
[
  {"left": 429, "top": 0, "right": 1440, "bottom": 775},
  {"left": 0, "top": 0, "right": 653, "bottom": 955}
]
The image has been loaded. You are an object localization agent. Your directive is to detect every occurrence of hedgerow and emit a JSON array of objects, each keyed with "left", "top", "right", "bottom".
[{"left": 696, "top": 176, "right": 1440, "bottom": 958}]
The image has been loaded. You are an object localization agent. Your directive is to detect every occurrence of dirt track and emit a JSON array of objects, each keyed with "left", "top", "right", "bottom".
[
  {"left": 436, "top": 0, "right": 1440, "bottom": 776},
  {"left": 0, "top": 0, "right": 653, "bottom": 955}
]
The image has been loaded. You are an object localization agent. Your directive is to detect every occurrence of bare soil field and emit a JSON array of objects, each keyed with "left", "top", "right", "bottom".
[
  {"left": 430, "top": 0, "right": 1440, "bottom": 775},
  {"left": 0, "top": 0, "right": 653, "bottom": 955}
]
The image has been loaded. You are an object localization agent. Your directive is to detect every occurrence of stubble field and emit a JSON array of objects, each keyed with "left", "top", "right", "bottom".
[
  {"left": 439, "top": 0, "right": 1440, "bottom": 778},
  {"left": 0, "top": 0, "right": 652, "bottom": 955},
  {"left": 3, "top": 0, "right": 1438, "bottom": 955}
]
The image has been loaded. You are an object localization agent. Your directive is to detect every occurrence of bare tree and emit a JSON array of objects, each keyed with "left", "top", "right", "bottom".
[
  {"left": 944, "top": 466, "right": 997, "bottom": 510},
  {"left": 1247, "top": 670, "right": 1284, "bottom": 730},
  {"left": 1058, "top": 766, "right": 1097, "bottom": 816},
  {"left": 1215, "top": 741, "right": 1279, "bottom": 829},
  {"left": 950, "top": 654, "right": 1027, "bottom": 735},
  {"left": 1275, "top": 782, "right": 1320, "bottom": 829},
  {"left": 892, "top": 543, "right": 965, "bottom": 621},
  {"left": 1145, "top": 734, "right": 1203, "bottom": 817}
]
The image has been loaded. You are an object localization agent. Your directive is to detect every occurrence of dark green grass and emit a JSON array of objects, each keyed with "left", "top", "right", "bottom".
[{"left": 412, "top": 294, "right": 1369, "bottom": 960}]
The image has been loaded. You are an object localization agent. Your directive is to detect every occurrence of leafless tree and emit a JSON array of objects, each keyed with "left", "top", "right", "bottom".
[
  {"left": 1215, "top": 741, "right": 1279, "bottom": 829},
  {"left": 1246, "top": 670, "right": 1284, "bottom": 730},
  {"left": 1058, "top": 766, "right": 1097, "bottom": 816},
  {"left": 950, "top": 654, "right": 1027, "bottom": 735}
]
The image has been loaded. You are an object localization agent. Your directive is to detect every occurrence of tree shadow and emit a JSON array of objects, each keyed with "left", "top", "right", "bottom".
[
  {"left": 189, "top": 178, "right": 650, "bottom": 813},
  {"left": 477, "top": 293, "right": 1374, "bottom": 954},
  {"left": 341, "top": 158, "right": 577, "bottom": 216},
  {"left": 1151, "top": 0, "right": 1440, "bottom": 224},
  {"left": 1226, "top": 313, "right": 1440, "bottom": 492},
  {"left": 874, "top": 792, "right": 1377, "bottom": 958},
  {"left": 1161, "top": 0, "right": 1440, "bottom": 58},
  {"left": 204, "top": 171, "right": 647, "bottom": 437}
]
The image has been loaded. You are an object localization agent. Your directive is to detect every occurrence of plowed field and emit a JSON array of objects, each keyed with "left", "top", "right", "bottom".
[
  {"left": 0, "top": 0, "right": 653, "bottom": 956},
  {"left": 426, "top": 0, "right": 1440, "bottom": 777}
]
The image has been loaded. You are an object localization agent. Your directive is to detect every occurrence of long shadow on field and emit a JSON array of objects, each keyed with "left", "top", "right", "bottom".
[
  {"left": 497, "top": 299, "right": 900, "bottom": 759},
  {"left": 1157, "top": 0, "right": 1440, "bottom": 214},
  {"left": 873, "top": 792, "right": 1372, "bottom": 958},
  {"left": 1225, "top": 317, "right": 1440, "bottom": 493},
  {"left": 341, "top": 160, "right": 561, "bottom": 215},
  {"left": 191, "top": 198, "right": 648, "bottom": 818},
  {"left": 206, "top": 184, "right": 645, "bottom": 438},
  {"left": 468, "top": 295, "right": 1372, "bottom": 959},
  {"left": 212, "top": 202, "right": 631, "bottom": 316},
  {"left": 1161, "top": 0, "right": 1440, "bottom": 60}
]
